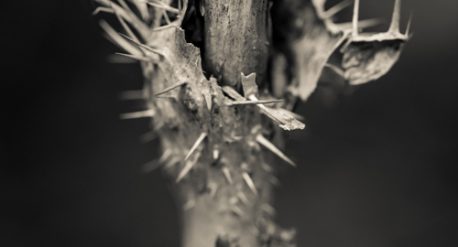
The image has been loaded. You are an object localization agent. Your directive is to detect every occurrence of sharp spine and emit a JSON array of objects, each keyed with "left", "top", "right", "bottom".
[
  {"left": 208, "top": 182, "right": 219, "bottom": 198},
  {"left": 389, "top": 0, "right": 401, "bottom": 33},
  {"left": 120, "top": 89, "right": 147, "bottom": 100},
  {"left": 222, "top": 167, "right": 233, "bottom": 184},
  {"left": 324, "top": 0, "right": 352, "bottom": 18},
  {"left": 115, "top": 52, "right": 150, "bottom": 62},
  {"left": 184, "top": 132, "right": 207, "bottom": 161},
  {"left": 183, "top": 200, "right": 195, "bottom": 211},
  {"left": 154, "top": 82, "right": 187, "bottom": 97},
  {"left": 120, "top": 109, "right": 154, "bottom": 119},
  {"left": 176, "top": 160, "right": 196, "bottom": 182},
  {"left": 93, "top": 7, "right": 113, "bottom": 15},
  {"left": 237, "top": 192, "right": 249, "bottom": 205},
  {"left": 142, "top": 159, "right": 161, "bottom": 173},
  {"left": 225, "top": 99, "right": 284, "bottom": 106},
  {"left": 335, "top": 18, "right": 382, "bottom": 31},
  {"left": 230, "top": 205, "right": 244, "bottom": 217},
  {"left": 113, "top": 5, "right": 139, "bottom": 44},
  {"left": 119, "top": 33, "right": 164, "bottom": 56},
  {"left": 213, "top": 149, "right": 220, "bottom": 160},
  {"left": 140, "top": 131, "right": 157, "bottom": 143},
  {"left": 256, "top": 135, "right": 296, "bottom": 167},
  {"left": 100, "top": 20, "right": 142, "bottom": 57},
  {"left": 242, "top": 172, "right": 258, "bottom": 195},
  {"left": 270, "top": 176, "right": 280, "bottom": 186},
  {"left": 144, "top": 0, "right": 180, "bottom": 14},
  {"left": 159, "top": 149, "right": 172, "bottom": 163},
  {"left": 261, "top": 204, "right": 275, "bottom": 216},
  {"left": 352, "top": 0, "right": 360, "bottom": 36},
  {"left": 405, "top": 13, "right": 412, "bottom": 36}
]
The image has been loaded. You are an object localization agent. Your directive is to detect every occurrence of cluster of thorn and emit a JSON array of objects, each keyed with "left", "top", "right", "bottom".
[
  {"left": 94, "top": 1, "right": 410, "bottom": 246},
  {"left": 94, "top": 1, "right": 303, "bottom": 245}
]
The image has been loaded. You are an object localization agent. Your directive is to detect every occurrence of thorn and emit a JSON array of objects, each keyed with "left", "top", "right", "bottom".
[
  {"left": 161, "top": 149, "right": 180, "bottom": 169},
  {"left": 335, "top": 18, "right": 382, "bottom": 31},
  {"left": 154, "top": 96, "right": 176, "bottom": 100},
  {"left": 202, "top": 91, "right": 212, "bottom": 111},
  {"left": 225, "top": 99, "right": 284, "bottom": 106},
  {"left": 262, "top": 163, "right": 273, "bottom": 173},
  {"left": 131, "top": 0, "right": 149, "bottom": 20},
  {"left": 115, "top": 53, "right": 150, "bottom": 62},
  {"left": 143, "top": 0, "right": 180, "bottom": 14},
  {"left": 150, "top": 24, "right": 176, "bottom": 32},
  {"left": 242, "top": 172, "right": 258, "bottom": 195},
  {"left": 358, "top": 18, "right": 382, "bottom": 29},
  {"left": 140, "top": 131, "right": 157, "bottom": 143},
  {"left": 176, "top": 160, "right": 196, "bottom": 182},
  {"left": 261, "top": 204, "right": 275, "bottom": 216},
  {"left": 93, "top": 7, "right": 113, "bottom": 15},
  {"left": 261, "top": 163, "right": 272, "bottom": 173},
  {"left": 229, "top": 196, "right": 239, "bottom": 205},
  {"left": 184, "top": 132, "right": 207, "bottom": 161},
  {"left": 241, "top": 162, "right": 249, "bottom": 171},
  {"left": 119, "top": 33, "right": 164, "bottom": 56},
  {"left": 107, "top": 54, "right": 137, "bottom": 64},
  {"left": 165, "top": 156, "right": 181, "bottom": 169},
  {"left": 159, "top": 149, "right": 172, "bottom": 163},
  {"left": 208, "top": 182, "right": 219, "bottom": 198},
  {"left": 405, "top": 13, "right": 412, "bottom": 36},
  {"left": 154, "top": 82, "right": 187, "bottom": 97},
  {"left": 230, "top": 205, "right": 244, "bottom": 217},
  {"left": 222, "top": 86, "right": 246, "bottom": 101},
  {"left": 256, "top": 135, "right": 296, "bottom": 167},
  {"left": 222, "top": 167, "right": 233, "bottom": 184},
  {"left": 112, "top": 5, "right": 139, "bottom": 44},
  {"left": 213, "top": 149, "right": 220, "bottom": 160},
  {"left": 120, "top": 109, "right": 154, "bottom": 119},
  {"left": 324, "top": 0, "right": 352, "bottom": 18},
  {"left": 163, "top": 9, "right": 172, "bottom": 24},
  {"left": 325, "top": 63, "right": 345, "bottom": 78},
  {"left": 120, "top": 89, "right": 147, "bottom": 100},
  {"left": 389, "top": 0, "right": 401, "bottom": 33},
  {"left": 352, "top": 0, "right": 360, "bottom": 36},
  {"left": 237, "top": 192, "right": 249, "bottom": 205},
  {"left": 100, "top": 20, "right": 142, "bottom": 56},
  {"left": 270, "top": 176, "right": 280, "bottom": 186},
  {"left": 142, "top": 159, "right": 161, "bottom": 173},
  {"left": 183, "top": 200, "right": 195, "bottom": 211}
]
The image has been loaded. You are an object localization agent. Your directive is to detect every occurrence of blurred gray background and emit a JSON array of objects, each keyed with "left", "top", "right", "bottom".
[{"left": 1, "top": 0, "right": 457, "bottom": 246}]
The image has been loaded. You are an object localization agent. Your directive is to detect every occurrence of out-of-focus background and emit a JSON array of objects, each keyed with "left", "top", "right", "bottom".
[{"left": 1, "top": 0, "right": 457, "bottom": 246}]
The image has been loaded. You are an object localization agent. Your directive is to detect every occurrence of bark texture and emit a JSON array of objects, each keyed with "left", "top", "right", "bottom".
[{"left": 202, "top": 0, "right": 269, "bottom": 86}]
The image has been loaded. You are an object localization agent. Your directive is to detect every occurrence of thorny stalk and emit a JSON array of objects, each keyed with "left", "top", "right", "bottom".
[{"left": 93, "top": 0, "right": 410, "bottom": 246}]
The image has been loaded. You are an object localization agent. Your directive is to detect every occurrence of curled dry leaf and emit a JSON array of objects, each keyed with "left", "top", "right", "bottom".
[
  {"left": 284, "top": 0, "right": 411, "bottom": 101},
  {"left": 337, "top": 0, "right": 410, "bottom": 85}
]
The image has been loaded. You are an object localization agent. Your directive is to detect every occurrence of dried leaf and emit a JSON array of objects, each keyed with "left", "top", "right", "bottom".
[
  {"left": 336, "top": 0, "right": 410, "bottom": 85},
  {"left": 286, "top": 0, "right": 410, "bottom": 100}
]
